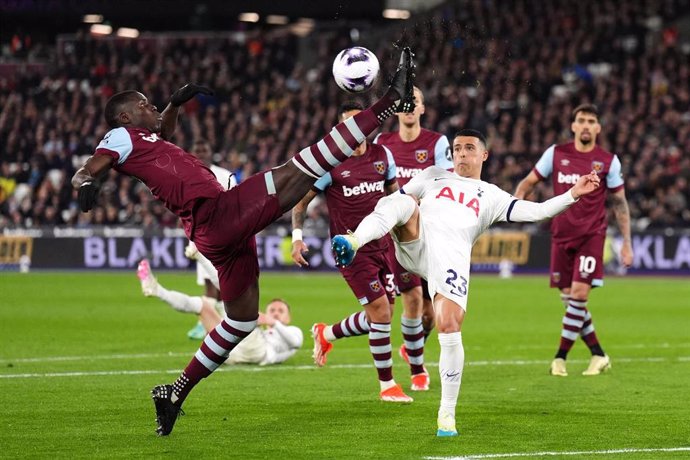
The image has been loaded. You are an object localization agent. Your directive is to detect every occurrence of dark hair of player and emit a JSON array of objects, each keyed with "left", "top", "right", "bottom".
[
  {"left": 104, "top": 90, "right": 142, "bottom": 128},
  {"left": 572, "top": 103, "right": 599, "bottom": 121},
  {"left": 454, "top": 129, "right": 487, "bottom": 149}
]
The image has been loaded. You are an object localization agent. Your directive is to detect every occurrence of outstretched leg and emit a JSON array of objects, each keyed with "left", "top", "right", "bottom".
[{"left": 271, "top": 47, "right": 416, "bottom": 211}]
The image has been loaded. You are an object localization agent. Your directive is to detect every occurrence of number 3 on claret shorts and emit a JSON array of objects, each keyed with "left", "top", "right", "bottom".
[{"left": 444, "top": 269, "right": 468, "bottom": 297}]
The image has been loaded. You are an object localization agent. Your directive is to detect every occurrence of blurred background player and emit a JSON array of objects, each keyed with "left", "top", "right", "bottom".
[
  {"left": 137, "top": 259, "right": 302, "bottom": 365},
  {"left": 373, "top": 86, "right": 450, "bottom": 388},
  {"left": 291, "top": 102, "right": 412, "bottom": 402},
  {"left": 186, "top": 139, "right": 237, "bottom": 340},
  {"left": 332, "top": 129, "right": 603, "bottom": 436},
  {"left": 71, "top": 48, "right": 417, "bottom": 436},
  {"left": 514, "top": 103, "right": 633, "bottom": 377}
]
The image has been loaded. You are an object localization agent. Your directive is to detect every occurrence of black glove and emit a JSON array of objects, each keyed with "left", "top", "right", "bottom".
[
  {"left": 170, "top": 84, "right": 214, "bottom": 107},
  {"left": 78, "top": 181, "right": 100, "bottom": 212}
]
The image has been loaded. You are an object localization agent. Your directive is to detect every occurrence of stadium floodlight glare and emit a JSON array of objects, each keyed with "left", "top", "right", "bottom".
[
  {"left": 90, "top": 24, "right": 113, "bottom": 35},
  {"left": 382, "top": 9, "right": 411, "bottom": 19},
  {"left": 238, "top": 12, "right": 260, "bottom": 23},
  {"left": 266, "top": 15, "right": 289, "bottom": 25},
  {"left": 291, "top": 18, "right": 314, "bottom": 37},
  {"left": 117, "top": 28, "right": 140, "bottom": 39},
  {"left": 83, "top": 14, "right": 104, "bottom": 24}
]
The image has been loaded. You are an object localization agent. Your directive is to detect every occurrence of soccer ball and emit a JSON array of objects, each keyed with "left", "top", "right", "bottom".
[{"left": 332, "top": 47, "right": 380, "bottom": 93}]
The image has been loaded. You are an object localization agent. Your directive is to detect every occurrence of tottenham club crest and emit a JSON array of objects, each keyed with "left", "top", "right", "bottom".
[
  {"left": 591, "top": 161, "right": 604, "bottom": 173},
  {"left": 369, "top": 280, "right": 381, "bottom": 292},
  {"left": 415, "top": 149, "right": 429, "bottom": 163},
  {"left": 373, "top": 161, "right": 385, "bottom": 175}
]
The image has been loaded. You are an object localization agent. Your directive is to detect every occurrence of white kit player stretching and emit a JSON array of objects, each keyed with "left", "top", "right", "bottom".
[{"left": 331, "top": 129, "right": 602, "bottom": 437}]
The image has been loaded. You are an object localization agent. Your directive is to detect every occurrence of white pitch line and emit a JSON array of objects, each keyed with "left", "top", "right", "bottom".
[
  {"left": 2, "top": 343, "right": 690, "bottom": 364},
  {"left": 0, "top": 356, "right": 688, "bottom": 379},
  {"left": 424, "top": 446, "right": 690, "bottom": 459}
]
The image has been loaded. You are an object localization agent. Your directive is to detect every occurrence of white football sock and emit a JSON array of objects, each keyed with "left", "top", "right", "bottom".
[
  {"left": 353, "top": 193, "right": 417, "bottom": 246},
  {"left": 156, "top": 286, "right": 203, "bottom": 314},
  {"left": 438, "top": 332, "right": 464, "bottom": 417}
]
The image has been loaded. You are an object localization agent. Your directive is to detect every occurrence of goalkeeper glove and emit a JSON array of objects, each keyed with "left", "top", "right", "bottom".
[{"left": 170, "top": 84, "right": 214, "bottom": 107}]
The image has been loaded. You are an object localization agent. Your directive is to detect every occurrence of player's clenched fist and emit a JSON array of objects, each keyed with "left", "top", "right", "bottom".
[{"left": 170, "top": 84, "right": 214, "bottom": 107}]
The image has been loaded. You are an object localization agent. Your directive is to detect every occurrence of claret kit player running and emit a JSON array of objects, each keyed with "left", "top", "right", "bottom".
[
  {"left": 71, "top": 48, "right": 417, "bottom": 436},
  {"left": 292, "top": 102, "right": 412, "bottom": 403}
]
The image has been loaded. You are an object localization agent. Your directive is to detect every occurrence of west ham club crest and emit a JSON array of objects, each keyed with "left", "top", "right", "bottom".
[
  {"left": 415, "top": 149, "right": 428, "bottom": 163},
  {"left": 373, "top": 161, "right": 385, "bottom": 175},
  {"left": 591, "top": 161, "right": 604, "bottom": 173}
]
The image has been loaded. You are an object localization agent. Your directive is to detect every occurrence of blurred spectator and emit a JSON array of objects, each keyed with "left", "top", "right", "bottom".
[{"left": 1, "top": 0, "right": 689, "bottom": 232}]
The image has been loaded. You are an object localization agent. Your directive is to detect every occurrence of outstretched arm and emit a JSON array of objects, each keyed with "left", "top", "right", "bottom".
[
  {"left": 609, "top": 188, "right": 633, "bottom": 267},
  {"left": 514, "top": 170, "right": 542, "bottom": 200},
  {"left": 71, "top": 154, "right": 114, "bottom": 212},
  {"left": 291, "top": 189, "right": 318, "bottom": 267},
  {"left": 508, "top": 171, "right": 600, "bottom": 222},
  {"left": 160, "top": 84, "right": 214, "bottom": 140}
]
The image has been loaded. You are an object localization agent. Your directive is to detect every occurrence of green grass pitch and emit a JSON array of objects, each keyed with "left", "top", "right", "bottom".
[{"left": 0, "top": 272, "right": 689, "bottom": 459}]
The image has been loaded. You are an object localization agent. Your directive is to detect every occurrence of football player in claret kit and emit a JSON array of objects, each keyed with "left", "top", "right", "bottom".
[
  {"left": 331, "top": 129, "right": 602, "bottom": 437},
  {"left": 515, "top": 103, "right": 633, "bottom": 377},
  {"left": 292, "top": 102, "right": 412, "bottom": 403},
  {"left": 71, "top": 47, "right": 417, "bottom": 436},
  {"left": 373, "top": 86, "right": 451, "bottom": 391}
]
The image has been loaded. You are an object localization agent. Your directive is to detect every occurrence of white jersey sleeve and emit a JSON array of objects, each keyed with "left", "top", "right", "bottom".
[
  {"left": 96, "top": 127, "right": 133, "bottom": 165},
  {"left": 504, "top": 190, "right": 577, "bottom": 223},
  {"left": 534, "top": 144, "right": 555, "bottom": 179},
  {"left": 485, "top": 183, "right": 519, "bottom": 225}
]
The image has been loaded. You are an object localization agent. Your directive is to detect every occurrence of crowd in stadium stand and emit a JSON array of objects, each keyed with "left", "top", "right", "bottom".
[{"left": 1, "top": 0, "right": 689, "bottom": 232}]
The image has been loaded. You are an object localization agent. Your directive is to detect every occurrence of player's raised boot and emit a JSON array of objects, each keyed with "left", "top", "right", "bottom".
[
  {"left": 437, "top": 410, "right": 458, "bottom": 437},
  {"left": 151, "top": 384, "right": 184, "bottom": 436},
  {"left": 389, "top": 47, "right": 417, "bottom": 113},
  {"left": 549, "top": 358, "right": 568, "bottom": 377},
  {"left": 331, "top": 233, "right": 360, "bottom": 267},
  {"left": 411, "top": 369, "right": 430, "bottom": 391},
  {"left": 137, "top": 259, "right": 158, "bottom": 297},
  {"left": 380, "top": 384, "right": 413, "bottom": 403},
  {"left": 582, "top": 354, "right": 611, "bottom": 376},
  {"left": 311, "top": 323, "right": 333, "bottom": 367}
]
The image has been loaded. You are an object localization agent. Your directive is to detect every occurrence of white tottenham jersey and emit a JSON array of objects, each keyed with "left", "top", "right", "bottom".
[
  {"left": 260, "top": 322, "right": 304, "bottom": 365},
  {"left": 402, "top": 166, "right": 517, "bottom": 253}
]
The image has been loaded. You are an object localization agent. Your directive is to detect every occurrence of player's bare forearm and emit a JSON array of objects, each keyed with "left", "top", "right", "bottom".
[
  {"left": 514, "top": 171, "right": 541, "bottom": 200},
  {"left": 71, "top": 155, "right": 113, "bottom": 189},
  {"left": 514, "top": 180, "right": 532, "bottom": 200},
  {"left": 291, "top": 190, "right": 316, "bottom": 230},
  {"left": 160, "top": 104, "right": 180, "bottom": 140},
  {"left": 610, "top": 191, "right": 632, "bottom": 242}
]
